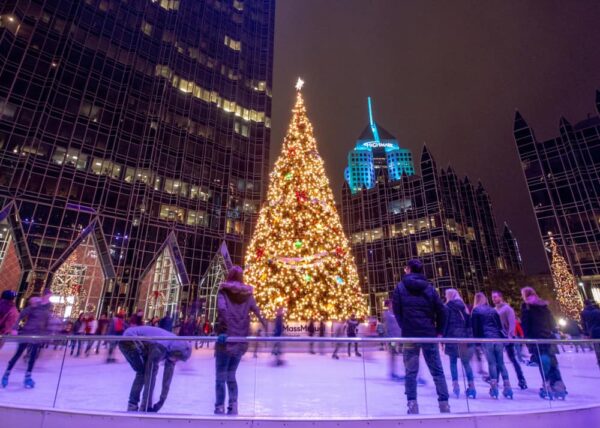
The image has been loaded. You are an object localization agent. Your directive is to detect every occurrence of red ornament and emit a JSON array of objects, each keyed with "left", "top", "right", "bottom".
[
  {"left": 295, "top": 190, "right": 308, "bottom": 203},
  {"left": 288, "top": 147, "right": 297, "bottom": 157},
  {"left": 72, "top": 284, "right": 82, "bottom": 294},
  {"left": 335, "top": 246, "right": 345, "bottom": 257},
  {"left": 256, "top": 248, "right": 265, "bottom": 259}
]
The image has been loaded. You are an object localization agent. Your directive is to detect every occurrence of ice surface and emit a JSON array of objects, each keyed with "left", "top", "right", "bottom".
[{"left": 0, "top": 341, "right": 598, "bottom": 418}]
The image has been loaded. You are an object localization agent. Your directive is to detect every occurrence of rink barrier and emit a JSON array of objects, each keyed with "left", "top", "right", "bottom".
[
  {"left": 1, "top": 402, "right": 600, "bottom": 428},
  {"left": 2, "top": 335, "right": 599, "bottom": 344}
]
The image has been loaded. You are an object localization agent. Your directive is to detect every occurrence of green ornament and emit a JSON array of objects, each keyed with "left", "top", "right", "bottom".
[
  {"left": 294, "top": 240, "right": 303, "bottom": 249},
  {"left": 304, "top": 274, "right": 312, "bottom": 282},
  {"left": 285, "top": 172, "right": 293, "bottom": 181}
]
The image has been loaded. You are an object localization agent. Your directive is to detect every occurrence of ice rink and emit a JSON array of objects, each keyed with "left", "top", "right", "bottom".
[{"left": 0, "top": 340, "right": 598, "bottom": 418}]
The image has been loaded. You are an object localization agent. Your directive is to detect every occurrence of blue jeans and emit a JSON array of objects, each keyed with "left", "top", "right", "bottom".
[
  {"left": 484, "top": 343, "right": 509, "bottom": 384},
  {"left": 403, "top": 343, "right": 449, "bottom": 401},
  {"left": 449, "top": 346, "right": 474, "bottom": 382},
  {"left": 531, "top": 344, "right": 563, "bottom": 387},
  {"left": 215, "top": 350, "right": 242, "bottom": 408}
]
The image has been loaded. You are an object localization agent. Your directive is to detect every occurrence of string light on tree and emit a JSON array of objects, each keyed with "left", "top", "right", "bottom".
[
  {"left": 245, "top": 79, "right": 367, "bottom": 321},
  {"left": 549, "top": 236, "right": 582, "bottom": 320}
]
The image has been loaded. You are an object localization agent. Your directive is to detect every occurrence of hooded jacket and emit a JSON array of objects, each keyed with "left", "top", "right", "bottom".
[
  {"left": 581, "top": 302, "right": 600, "bottom": 339},
  {"left": 520, "top": 297, "right": 556, "bottom": 339},
  {"left": 472, "top": 304, "right": 505, "bottom": 339},
  {"left": 0, "top": 300, "right": 19, "bottom": 335},
  {"left": 392, "top": 273, "right": 446, "bottom": 338},
  {"left": 14, "top": 302, "right": 52, "bottom": 335},
  {"left": 215, "top": 280, "right": 265, "bottom": 355}
]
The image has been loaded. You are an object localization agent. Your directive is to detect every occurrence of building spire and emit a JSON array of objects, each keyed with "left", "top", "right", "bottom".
[{"left": 368, "top": 97, "right": 381, "bottom": 143}]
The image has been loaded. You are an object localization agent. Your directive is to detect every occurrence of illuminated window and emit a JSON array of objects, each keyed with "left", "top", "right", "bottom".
[
  {"left": 187, "top": 210, "right": 208, "bottom": 227},
  {"left": 224, "top": 35, "right": 241, "bottom": 51},
  {"left": 449, "top": 241, "right": 461, "bottom": 256},
  {"left": 233, "top": 0, "right": 244, "bottom": 11},
  {"left": 159, "top": 205, "right": 185, "bottom": 223},
  {"left": 141, "top": 20, "right": 153, "bottom": 36},
  {"left": 91, "top": 158, "right": 122, "bottom": 179}
]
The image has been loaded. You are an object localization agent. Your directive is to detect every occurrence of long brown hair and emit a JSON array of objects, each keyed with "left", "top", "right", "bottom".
[{"left": 473, "top": 292, "right": 488, "bottom": 309}]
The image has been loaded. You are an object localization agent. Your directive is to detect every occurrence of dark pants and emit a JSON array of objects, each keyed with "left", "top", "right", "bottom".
[
  {"left": 505, "top": 343, "right": 525, "bottom": 382},
  {"left": 594, "top": 343, "right": 600, "bottom": 369},
  {"left": 448, "top": 346, "right": 474, "bottom": 382},
  {"left": 215, "top": 350, "right": 242, "bottom": 408},
  {"left": 119, "top": 341, "right": 157, "bottom": 411},
  {"left": 531, "top": 345, "right": 563, "bottom": 387},
  {"left": 6, "top": 343, "right": 40, "bottom": 374},
  {"left": 347, "top": 342, "right": 359, "bottom": 355},
  {"left": 403, "top": 343, "right": 449, "bottom": 401},
  {"left": 484, "top": 343, "right": 509, "bottom": 384}
]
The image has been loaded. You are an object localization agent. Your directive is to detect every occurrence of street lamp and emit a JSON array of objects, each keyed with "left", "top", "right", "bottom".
[{"left": 578, "top": 281, "right": 588, "bottom": 299}]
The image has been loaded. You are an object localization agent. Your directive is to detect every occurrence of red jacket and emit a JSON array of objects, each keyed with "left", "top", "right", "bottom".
[{"left": 0, "top": 300, "right": 19, "bottom": 335}]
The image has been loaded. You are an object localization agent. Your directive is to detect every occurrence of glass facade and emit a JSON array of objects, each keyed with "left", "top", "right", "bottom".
[
  {"left": 342, "top": 138, "right": 521, "bottom": 316},
  {"left": 514, "top": 92, "right": 600, "bottom": 294},
  {"left": 0, "top": 0, "right": 274, "bottom": 316}
]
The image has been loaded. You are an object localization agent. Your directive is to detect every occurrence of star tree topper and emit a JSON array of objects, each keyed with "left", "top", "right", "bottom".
[{"left": 295, "top": 77, "right": 305, "bottom": 91}]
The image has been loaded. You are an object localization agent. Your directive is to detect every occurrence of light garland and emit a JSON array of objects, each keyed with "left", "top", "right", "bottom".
[
  {"left": 549, "top": 238, "right": 583, "bottom": 320},
  {"left": 244, "top": 80, "right": 368, "bottom": 321}
]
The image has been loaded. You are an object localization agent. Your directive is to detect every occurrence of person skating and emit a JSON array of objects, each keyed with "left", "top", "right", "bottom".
[
  {"left": 581, "top": 299, "right": 600, "bottom": 369},
  {"left": 521, "top": 287, "right": 567, "bottom": 400},
  {"left": 383, "top": 299, "right": 403, "bottom": 381},
  {"left": 118, "top": 325, "right": 191, "bottom": 412},
  {"left": 443, "top": 289, "right": 476, "bottom": 399},
  {"left": 472, "top": 292, "right": 512, "bottom": 399},
  {"left": 159, "top": 312, "right": 174, "bottom": 332},
  {"left": 214, "top": 266, "right": 266, "bottom": 415},
  {"left": 272, "top": 307, "right": 285, "bottom": 366},
  {"left": 346, "top": 314, "right": 361, "bottom": 357},
  {"left": 2, "top": 289, "right": 53, "bottom": 389},
  {"left": 318, "top": 320, "right": 326, "bottom": 355},
  {"left": 94, "top": 313, "right": 109, "bottom": 354},
  {"left": 0, "top": 290, "right": 19, "bottom": 350},
  {"left": 106, "top": 310, "right": 126, "bottom": 363},
  {"left": 83, "top": 312, "right": 98, "bottom": 356},
  {"left": 331, "top": 320, "right": 345, "bottom": 359},
  {"left": 70, "top": 312, "right": 85, "bottom": 356},
  {"left": 392, "top": 259, "right": 449, "bottom": 414},
  {"left": 492, "top": 291, "right": 527, "bottom": 390},
  {"left": 307, "top": 319, "right": 316, "bottom": 354}
]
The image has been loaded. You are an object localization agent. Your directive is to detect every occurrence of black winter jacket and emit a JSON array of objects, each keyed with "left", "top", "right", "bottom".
[
  {"left": 581, "top": 303, "right": 600, "bottom": 339},
  {"left": 471, "top": 304, "right": 505, "bottom": 339},
  {"left": 444, "top": 300, "right": 472, "bottom": 338},
  {"left": 521, "top": 301, "right": 555, "bottom": 339},
  {"left": 392, "top": 273, "right": 446, "bottom": 338}
]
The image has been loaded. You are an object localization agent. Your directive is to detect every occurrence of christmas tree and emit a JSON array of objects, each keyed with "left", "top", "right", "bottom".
[
  {"left": 549, "top": 237, "right": 582, "bottom": 320},
  {"left": 245, "top": 79, "right": 367, "bottom": 321}
]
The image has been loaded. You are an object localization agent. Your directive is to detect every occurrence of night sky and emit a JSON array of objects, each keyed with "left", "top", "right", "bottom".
[{"left": 270, "top": 0, "right": 600, "bottom": 274}]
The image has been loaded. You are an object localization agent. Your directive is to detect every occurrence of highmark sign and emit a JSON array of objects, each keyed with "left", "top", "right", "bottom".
[{"left": 361, "top": 141, "right": 395, "bottom": 149}]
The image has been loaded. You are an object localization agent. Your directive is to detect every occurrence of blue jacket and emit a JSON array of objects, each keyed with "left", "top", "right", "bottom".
[
  {"left": 471, "top": 304, "right": 504, "bottom": 339},
  {"left": 392, "top": 273, "right": 446, "bottom": 338}
]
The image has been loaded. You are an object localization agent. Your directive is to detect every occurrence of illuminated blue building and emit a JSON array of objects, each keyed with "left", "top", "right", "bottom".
[{"left": 344, "top": 98, "right": 415, "bottom": 193}]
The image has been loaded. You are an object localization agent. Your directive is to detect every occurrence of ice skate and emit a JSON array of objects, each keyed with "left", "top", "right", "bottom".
[
  {"left": 518, "top": 378, "right": 528, "bottom": 390},
  {"left": 466, "top": 381, "right": 477, "bottom": 399},
  {"left": 127, "top": 403, "right": 138, "bottom": 412},
  {"left": 551, "top": 380, "right": 567, "bottom": 400},
  {"left": 439, "top": 401, "right": 450, "bottom": 413},
  {"left": 452, "top": 380, "right": 460, "bottom": 398},
  {"left": 23, "top": 373, "right": 35, "bottom": 389},
  {"left": 407, "top": 400, "right": 419, "bottom": 415},
  {"left": 539, "top": 382, "right": 553, "bottom": 400},
  {"left": 1, "top": 371, "right": 9, "bottom": 388},
  {"left": 214, "top": 405, "right": 225, "bottom": 415},
  {"left": 227, "top": 402, "right": 238, "bottom": 415},
  {"left": 489, "top": 379, "right": 499, "bottom": 399},
  {"left": 502, "top": 382, "right": 513, "bottom": 399}
]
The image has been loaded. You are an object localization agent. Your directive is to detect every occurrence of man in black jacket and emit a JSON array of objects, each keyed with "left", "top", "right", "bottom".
[
  {"left": 392, "top": 259, "right": 449, "bottom": 414},
  {"left": 581, "top": 299, "right": 600, "bottom": 369}
]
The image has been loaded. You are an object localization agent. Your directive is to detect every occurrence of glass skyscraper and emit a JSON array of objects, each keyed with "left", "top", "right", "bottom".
[
  {"left": 342, "top": 104, "right": 521, "bottom": 316},
  {"left": 0, "top": 0, "right": 274, "bottom": 318},
  {"left": 514, "top": 91, "right": 600, "bottom": 301}
]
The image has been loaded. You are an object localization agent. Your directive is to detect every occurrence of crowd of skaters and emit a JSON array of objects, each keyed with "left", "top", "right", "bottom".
[{"left": 0, "top": 258, "right": 600, "bottom": 415}]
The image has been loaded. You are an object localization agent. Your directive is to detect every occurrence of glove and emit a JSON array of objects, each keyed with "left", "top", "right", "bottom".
[
  {"left": 148, "top": 399, "right": 164, "bottom": 412},
  {"left": 217, "top": 334, "right": 227, "bottom": 344}
]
